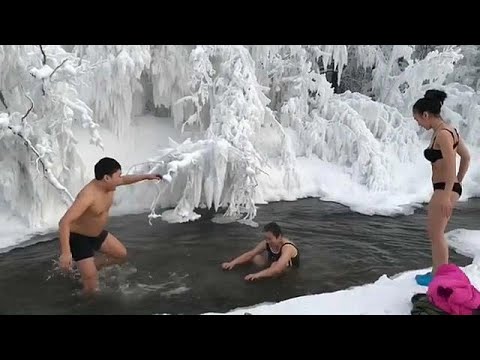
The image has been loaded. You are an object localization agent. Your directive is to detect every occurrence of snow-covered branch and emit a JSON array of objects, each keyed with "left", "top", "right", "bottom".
[
  {"left": 130, "top": 45, "right": 297, "bottom": 225},
  {"left": 20, "top": 91, "right": 33, "bottom": 121},
  {"left": 39, "top": 45, "right": 46, "bottom": 65},
  {"left": 73, "top": 45, "right": 151, "bottom": 137},
  {"left": 49, "top": 58, "right": 69, "bottom": 79},
  {"left": 5, "top": 120, "right": 75, "bottom": 204},
  {"left": 0, "top": 45, "right": 103, "bottom": 227},
  {"left": 0, "top": 90, "right": 8, "bottom": 111}
]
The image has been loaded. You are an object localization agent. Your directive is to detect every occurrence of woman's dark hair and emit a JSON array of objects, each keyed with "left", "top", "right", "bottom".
[
  {"left": 263, "top": 222, "right": 282, "bottom": 238},
  {"left": 412, "top": 89, "right": 447, "bottom": 116}
]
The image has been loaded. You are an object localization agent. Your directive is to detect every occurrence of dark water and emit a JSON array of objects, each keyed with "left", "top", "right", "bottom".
[{"left": 1, "top": 198, "right": 479, "bottom": 315}]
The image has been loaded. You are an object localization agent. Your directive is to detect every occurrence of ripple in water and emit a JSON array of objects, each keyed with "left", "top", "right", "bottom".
[{"left": 46, "top": 260, "right": 191, "bottom": 302}]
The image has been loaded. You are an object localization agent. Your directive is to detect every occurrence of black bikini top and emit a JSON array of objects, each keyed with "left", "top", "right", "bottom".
[{"left": 424, "top": 128, "right": 459, "bottom": 163}]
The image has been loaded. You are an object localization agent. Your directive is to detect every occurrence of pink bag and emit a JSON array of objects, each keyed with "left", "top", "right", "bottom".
[{"left": 427, "top": 264, "right": 480, "bottom": 315}]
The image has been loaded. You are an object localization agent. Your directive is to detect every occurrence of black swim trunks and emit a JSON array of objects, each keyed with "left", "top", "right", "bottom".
[{"left": 70, "top": 230, "right": 109, "bottom": 262}]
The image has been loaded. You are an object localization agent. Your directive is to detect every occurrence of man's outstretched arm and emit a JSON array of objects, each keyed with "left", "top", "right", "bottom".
[{"left": 120, "top": 174, "right": 162, "bottom": 186}]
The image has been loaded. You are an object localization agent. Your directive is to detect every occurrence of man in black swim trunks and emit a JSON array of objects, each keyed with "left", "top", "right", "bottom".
[
  {"left": 58, "top": 157, "right": 162, "bottom": 295},
  {"left": 221, "top": 222, "right": 299, "bottom": 281}
]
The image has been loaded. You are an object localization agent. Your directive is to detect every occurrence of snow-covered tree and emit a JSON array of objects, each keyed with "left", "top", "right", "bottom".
[
  {"left": 446, "top": 45, "right": 480, "bottom": 90},
  {"left": 378, "top": 46, "right": 463, "bottom": 114},
  {"left": 3, "top": 44, "right": 480, "bottom": 233},
  {"left": 127, "top": 44, "right": 480, "bottom": 223},
  {"left": 73, "top": 45, "right": 151, "bottom": 137},
  {"left": 132, "top": 45, "right": 284, "bottom": 225},
  {"left": 0, "top": 45, "right": 102, "bottom": 227},
  {"left": 148, "top": 45, "right": 194, "bottom": 127}
]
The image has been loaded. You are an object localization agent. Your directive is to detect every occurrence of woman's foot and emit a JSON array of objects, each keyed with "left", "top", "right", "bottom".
[{"left": 415, "top": 272, "right": 433, "bottom": 286}]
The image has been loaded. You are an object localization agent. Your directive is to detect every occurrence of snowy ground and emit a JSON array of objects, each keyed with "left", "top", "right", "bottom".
[{"left": 204, "top": 229, "right": 480, "bottom": 315}]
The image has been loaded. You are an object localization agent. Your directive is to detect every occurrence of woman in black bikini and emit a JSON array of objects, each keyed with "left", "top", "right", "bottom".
[{"left": 412, "top": 90, "right": 471, "bottom": 286}]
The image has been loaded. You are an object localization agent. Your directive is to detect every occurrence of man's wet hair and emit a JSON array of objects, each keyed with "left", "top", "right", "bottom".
[
  {"left": 263, "top": 222, "right": 282, "bottom": 238},
  {"left": 94, "top": 157, "right": 121, "bottom": 180}
]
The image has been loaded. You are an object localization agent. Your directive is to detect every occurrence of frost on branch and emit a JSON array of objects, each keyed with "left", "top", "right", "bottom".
[
  {"left": 141, "top": 45, "right": 434, "bottom": 224},
  {"left": 149, "top": 45, "right": 193, "bottom": 128},
  {"left": 74, "top": 45, "right": 151, "bottom": 137},
  {"left": 248, "top": 45, "right": 348, "bottom": 110},
  {"left": 336, "top": 45, "right": 463, "bottom": 113},
  {"left": 441, "top": 82, "right": 480, "bottom": 148},
  {"left": 324, "top": 92, "right": 422, "bottom": 191},
  {"left": 2, "top": 111, "right": 75, "bottom": 203},
  {"left": 336, "top": 45, "right": 379, "bottom": 95},
  {"left": 275, "top": 48, "right": 335, "bottom": 146},
  {"left": 307, "top": 45, "right": 348, "bottom": 83},
  {"left": 446, "top": 45, "right": 480, "bottom": 90},
  {"left": 251, "top": 45, "right": 423, "bottom": 194},
  {"left": 370, "top": 45, "right": 415, "bottom": 105},
  {"left": 131, "top": 137, "right": 259, "bottom": 225},
  {"left": 174, "top": 45, "right": 215, "bottom": 132},
  {"left": 370, "top": 46, "right": 463, "bottom": 114},
  {"left": 0, "top": 45, "right": 103, "bottom": 227},
  {"left": 137, "top": 45, "right": 296, "bottom": 225}
]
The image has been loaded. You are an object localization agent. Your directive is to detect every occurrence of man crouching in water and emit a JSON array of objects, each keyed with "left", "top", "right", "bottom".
[
  {"left": 222, "top": 222, "right": 299, "bottom": 281},
  {"left": 58, "top": 157, "right": 162, "bottom": 296}
]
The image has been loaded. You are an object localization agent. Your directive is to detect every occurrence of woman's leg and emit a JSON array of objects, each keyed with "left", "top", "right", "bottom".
[
  {"left": 416, "top": 189, "right": 459, "bottom": 286},
  {"left": 428, "top": 190, "right": 460, "bottom": 273},
  {"left": 427, "top": 202, "right": 450, "bottom": 274}
]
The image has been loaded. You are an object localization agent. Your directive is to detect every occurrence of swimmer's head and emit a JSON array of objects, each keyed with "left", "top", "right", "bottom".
[
  {"left": 263, "top": 222, "right": 283, "bottom": 246},
  {"left": 412, "top": 89, "right": 447, "bottom": 130},
  {"left": 95, "top": 157, "right": 122, "bottom": 191}
]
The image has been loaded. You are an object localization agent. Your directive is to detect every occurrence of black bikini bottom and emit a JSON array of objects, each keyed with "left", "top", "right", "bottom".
[{"left": 433, "top": 182, "right": 462, "bottom": 197}]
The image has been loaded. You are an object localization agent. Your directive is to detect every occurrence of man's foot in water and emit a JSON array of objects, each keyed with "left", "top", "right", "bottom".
[{"left": 415, "top": 272, "right": 433, "bottom": 286}]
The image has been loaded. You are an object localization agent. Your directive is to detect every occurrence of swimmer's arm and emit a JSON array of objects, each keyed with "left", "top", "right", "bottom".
[
  {"left": 119, "top": 174, "right": 162, "bottom": 186},
  {"left": 456, "top": 138, "right": 471, "bottom": 183},
  {"left": 230, "top": 241, "right": 266, "bottom": 266},
  {"left": 437, "top": 131, "right": 456, "bottom": 193},
  {"left": 58, "top": 192, "right": 93, "bottom": 255},
  {"left": 251, "top": 246, "right": 295, "bottom": 279}
]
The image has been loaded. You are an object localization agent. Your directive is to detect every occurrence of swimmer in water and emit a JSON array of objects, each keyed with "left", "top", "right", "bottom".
[{"left": 222, "top": 222, "right": 299, "bottom": 281}]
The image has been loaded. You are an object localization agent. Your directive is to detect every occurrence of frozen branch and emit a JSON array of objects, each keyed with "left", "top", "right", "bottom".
[
  {"left": 49, "top": 58, "right": 68, "bottom": 79},
  {"left": 7, "top": 123, "right": 74, "bottom": 204},
  {"left": 21, "top": 92, "right": 34, "bottom": 122},
  {"left": 0, "top": 90, "right": 9, "bottom": 113},
  {"left": 38, "top": 45, "right": 47, "bottom": 95},
  {"left": 39, "top": 45, "right": 46, "bottom": 65}
]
